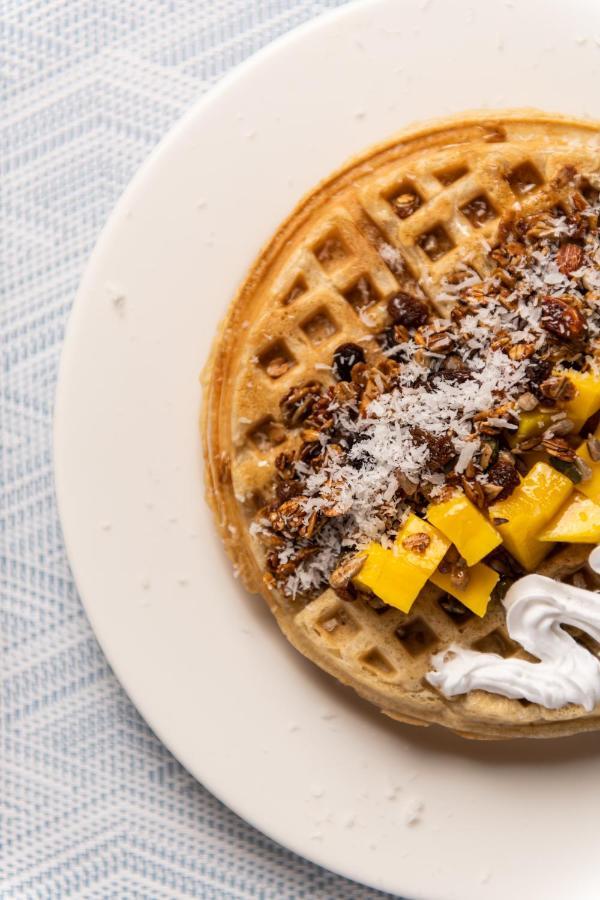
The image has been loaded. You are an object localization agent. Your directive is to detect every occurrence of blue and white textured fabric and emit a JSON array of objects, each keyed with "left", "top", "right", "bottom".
[{"left": 1, "top": 2, "right": 392, "bottom": 897}]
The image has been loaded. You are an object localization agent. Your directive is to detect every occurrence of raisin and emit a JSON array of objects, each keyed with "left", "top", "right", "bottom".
[
  {"left": 540, "top": 296, "right": 586, "bottom": 341},
  {"left": 411, "top": 426, "right": 456, "bottom": 471},
  {"left": 487, "top": 461, "right": 520, "bottom": 501},
  {"left": 387, "top": 292, "right": 429, "bottom": 328},
  {"left": 526, "top": 357, "right": 552, "bottom": 397},
  {"left": 276, "top": 480, "right": 303, "bottom": 502},
  {"left": 332, "top": 343, "right": 365, "bottom": 381}
]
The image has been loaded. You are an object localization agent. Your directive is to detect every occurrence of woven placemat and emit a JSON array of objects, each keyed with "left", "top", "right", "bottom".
[{"left": 0, "top": 1, "right": 394, "bottom": 896}]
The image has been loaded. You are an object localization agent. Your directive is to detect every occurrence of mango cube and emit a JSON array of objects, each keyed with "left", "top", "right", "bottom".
[
  {"left": 564, "top": 370, "right": 600, "bottom": 431},
  {"left": 427, "top": 491, "right": 501, "bottom": 566},
  {"left": 353, "top": 515, "right": 449, "bottom": 613},
  {"left": 538, "top": 492, "right": 600, "bottom": 543},
  {"left": 489, "top": 461, "right": 573, "bottom": 570},
  {"left": 352, "top": 543, "right": 399, "bottom": 606},
  {"left": 430, "top": 563, "right": 499, "bottom": 618},
  {"left": 509, "top": 409, "right": 554, "bottom": 448}
]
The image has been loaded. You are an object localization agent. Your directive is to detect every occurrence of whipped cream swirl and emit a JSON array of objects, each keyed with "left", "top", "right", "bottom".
[{"left": 428, "top": 550, "right": 600, "bottom": 711}]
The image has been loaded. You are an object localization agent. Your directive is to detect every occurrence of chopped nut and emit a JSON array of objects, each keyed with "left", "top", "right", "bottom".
[
  {"left": 545, "top": 418, "right": 575, "bottom": 437},
  {"left": 517, "top": 392, "right": 539, "bottom": 411},
  {"left": 280, "top": 381, "right": 323, "bottom": 426},
  {"left": 587, "top": 435, "right": 600, "bottom": 462},
  {"left": 392, "top": 191, "right": 421, "bottom": 218},
  {"left": 557, "top": 242, "right": 584, "bottom": 275},
  {"left": 461, "top": 476, "right": 486, "bottom": 508},
  {"left": 540, "top": 375, "right": 576, "bottom": 401},
  {"left": 508, "top": 342, "right": 536, "bottom": 361},
  {"left": 482, "top": 482, "right": 504, "bottom": 501},
  {"left": 329, "top": 554, "right": 367, "bottom": 590},
  {"left": 300, "top": 427, "right": 321, "bottom": 443},
  {"left": 266, "top": 356, "right": 292, "bottom": 378},
  {"left": 402, "top": 532, "right": 431, "bottom": 554},
  {"left": 574, "top": 456, "right": 593, "bottom": 482},
  {"left": 479, "top": 439, "right": 499, "bottom": 471},
  {"left": 331, "top": 380, "right": 359, "bottom": 406},
  {"left": 301, "top": 510, "right": 319, "bottom": 539},
  {"left": 269, "top": 497, "right": 308, "bottom": 534},
  {"left": 423, "top": 329, "right": 454, "bottom": 353},
  {"left": 518, "top": 436, "right": 542, "bottom": 451},
  {"left": 395, "top": 469, "right": 419, "bottom": 496},
  {"left": 542, "top": 436, "right": 576, "bottom": 461},
  {"left": 263, "top": 571, "right": 277, "bottom": 590},
  {"left": 321, "top": 617, "right": 339, "bottom": 633}
]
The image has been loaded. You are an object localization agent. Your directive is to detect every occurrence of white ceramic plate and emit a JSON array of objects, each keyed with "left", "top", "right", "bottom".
[{"left": 55, "top": 1, "right": 600, "bottom": 897}]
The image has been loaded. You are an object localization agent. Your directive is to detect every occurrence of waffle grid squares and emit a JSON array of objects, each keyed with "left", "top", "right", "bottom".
[{"left": 205, "top": 116, "right": 600, "bottom": 736}]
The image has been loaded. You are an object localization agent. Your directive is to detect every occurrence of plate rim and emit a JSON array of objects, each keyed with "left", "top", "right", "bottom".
[{"left": 53, "top": 1, "right": 600, "bottom": 897}]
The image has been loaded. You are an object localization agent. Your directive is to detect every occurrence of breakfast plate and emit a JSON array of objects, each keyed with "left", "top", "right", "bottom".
[{"left": 54, "top": 0, "right": 600, "bottom": 897}]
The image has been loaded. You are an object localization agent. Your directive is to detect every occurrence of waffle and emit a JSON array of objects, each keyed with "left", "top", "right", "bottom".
[{"left": 203, "top": 111, "right": 600, "bottom": 739}]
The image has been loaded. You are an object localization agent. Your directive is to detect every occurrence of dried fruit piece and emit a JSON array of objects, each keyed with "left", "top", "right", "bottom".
[
  {"left": 540, "top": 296, "right": 586, "bottom": 341},
  {"left": 387, "top": 292, "right": 429, "bottom": 328},
  {"left": 487, "top": 461, "right": 520, "bottom": 501},
  {"left": 332, "top": 343, "right": 365, "bottom": 381},
  {"left": 411, "top": 427, "right": 456, "bottom": 471}
]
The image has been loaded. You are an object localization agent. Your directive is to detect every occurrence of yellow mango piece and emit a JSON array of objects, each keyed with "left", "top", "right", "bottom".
[
  {"left": 489, "top": 461, "right": 573, "bottom": 570},
  {"left": 352, "top": 543, "right": 399, "bottom": 606},
  {"left": 576, "top": 439, "right": 600, "bottom": 503},
  {"left": 508, "top": 410, "right": 554, "bottom": 448},
  {"left": 564, "top": 370, "right": 600, "bottom": 431},
  {"left": 393, "top": 513, "right": 451, "bottom": 568},
  {"left": 430, "top": 563, "right": 499, "bottom": 618},
  {"left": 427, "top": 491, "right": 501, "bottom": 566},
  {"left": 538, "top": 492, "right": 600, "bottom": 543},
  {"left": 353, "top": 515, "right": 449, "bottom": 613}
]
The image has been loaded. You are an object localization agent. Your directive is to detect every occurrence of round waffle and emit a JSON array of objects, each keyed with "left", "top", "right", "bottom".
[{"left": 203, "top": 111, "right": 600, "bottom": 739}]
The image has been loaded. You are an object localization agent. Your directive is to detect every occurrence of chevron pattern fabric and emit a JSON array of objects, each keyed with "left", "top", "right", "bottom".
[{"left": 0, "top": 1, "right": 394, "bottom": 897}]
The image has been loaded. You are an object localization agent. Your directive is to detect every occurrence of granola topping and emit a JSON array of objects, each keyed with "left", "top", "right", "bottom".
[{"left": 251, "top": 172, "right": 600, "bottom": 597}]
